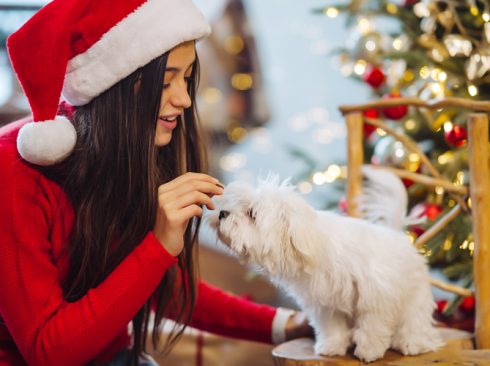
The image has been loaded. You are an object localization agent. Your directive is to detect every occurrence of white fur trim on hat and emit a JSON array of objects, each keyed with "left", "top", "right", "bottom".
[
  {"left": 17, "top": 116, "right": 77, "bottom": 166},
  {"left": 62, "top": 0, "right": 211, "bottom": 106}
]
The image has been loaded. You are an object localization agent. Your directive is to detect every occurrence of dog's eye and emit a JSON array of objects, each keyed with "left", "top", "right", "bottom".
[{"left": 246, "top": 208, "right": 256, "bottom": 221}]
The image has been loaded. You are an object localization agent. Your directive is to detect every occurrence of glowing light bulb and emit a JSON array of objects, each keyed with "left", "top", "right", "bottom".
[
  {"left": 354, "top": 59, "right": 367, "bottom": 75},
  {"left": 443, "top": 121, "right": 454, "bottom": 133},
  {"left": 419, "top": 66, "right": 431, "bottom": 79},
  {"left": 231, "top": 73, "right": 253, "bottom": 91},
  {"left": 312, "top": 172, "right": 326, "bottom": 185},
  {"left": 468, "top": 84, "right": 479, "bottom": 96},
  {"left": 324, "top": 7, "right": 339, "bottom": 18},
  {"left": 357, "top": 17, "right": 374, "bottom": 35}
]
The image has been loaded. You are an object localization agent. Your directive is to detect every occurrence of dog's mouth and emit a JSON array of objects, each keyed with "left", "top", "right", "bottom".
[
  {"left": 217, "top": 228, "right": 250, "bottom": 258},
  {"left": 217, "top": 227, "right": 232, "bottom": 247}
]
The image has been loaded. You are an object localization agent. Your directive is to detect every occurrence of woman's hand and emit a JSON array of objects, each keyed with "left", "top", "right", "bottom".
[
  {"left": 153, "top": 172, "right": 224, "bottom": 256},
  {"left": 285, "top": 311, "right": 315, "bottom": 341}
]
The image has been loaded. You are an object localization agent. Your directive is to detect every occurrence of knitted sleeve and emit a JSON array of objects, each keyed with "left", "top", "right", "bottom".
[
  {"left": 0, "top": 157, "right": 177, "bottom": 366},
  {"left": 188, "top": 281, "right": 277, "bottom": 344}
]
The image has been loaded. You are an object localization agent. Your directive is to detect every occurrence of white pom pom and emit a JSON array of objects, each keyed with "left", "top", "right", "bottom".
[{"left": 17, "top": 116, "right": 77, "bottom": 166}]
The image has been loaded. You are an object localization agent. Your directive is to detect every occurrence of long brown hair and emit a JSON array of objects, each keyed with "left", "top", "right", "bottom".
[{"left": 42, "top": 50, "right": 205, "bottom": 364}]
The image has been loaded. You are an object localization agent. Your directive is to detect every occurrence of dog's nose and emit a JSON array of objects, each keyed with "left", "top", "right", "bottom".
[{"left": 219, "top": 210, "right": 230, "bottom": 220}]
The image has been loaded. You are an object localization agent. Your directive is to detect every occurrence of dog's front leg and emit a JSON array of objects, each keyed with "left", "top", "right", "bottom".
[
  {"left": 310, "top": 307, "right": 352, "bottom": 357},
  {"left": 353, "top": 310, "right": 393, "bottom": 362}
]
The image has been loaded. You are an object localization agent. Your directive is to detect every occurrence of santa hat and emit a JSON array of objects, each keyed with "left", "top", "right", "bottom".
[{"left": 7, "top": 0, "right": 211, "bottom": 166}]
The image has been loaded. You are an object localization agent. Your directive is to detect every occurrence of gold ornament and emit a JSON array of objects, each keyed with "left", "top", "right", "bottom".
[
  {"left": 436, "top": 10, "right": 455, "bottom": 30},
  {"left": 432, "top": 110, "right": 455, "bottom": 131},
  {"left": 417, "top": 33, "right": 438, "bottom": 48},
  {"left": 385, "top": 3, "right": 398, "bottom": 15},
  {"left": 437, "top": 151, "right": 455, "bottom": 165}
]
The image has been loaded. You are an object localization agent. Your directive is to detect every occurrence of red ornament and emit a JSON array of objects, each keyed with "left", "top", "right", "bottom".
[
  {"left": 338, "top": 197, "right": 348, "bottom": 213},
  {"left": 436, "top": 300, "right": 448, "bottom": 313},
  {"left": 381, "top": 93, "right": 408, "bottom": 120},
  {"left": 362, "top": 109, "right": 379, "bottom": 137},
  {"left": 363, "top": 66, "right": 385, "bottom": 88},
  {"left": 459, "top": 296, "right": 475, "bottom": 313},
  {"left": 402, "top": 178, "right": 414, "bottom": 188},
  {"left": 403, "top": 0, "right": 419, "bottom": 6},
  {"left": 411, "top": 202, "right": 443, "bottom": 220},
  {"left": 444, "top": 124, "right": 467, "bottom": 148},
  {"left": 411, "top": 226, "right": 426, "bottom": 238}
]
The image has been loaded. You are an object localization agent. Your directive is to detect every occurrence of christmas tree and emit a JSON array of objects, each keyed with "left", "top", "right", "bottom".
[{"left": 311, "top": 0, "right": 490, "bottom": 319}]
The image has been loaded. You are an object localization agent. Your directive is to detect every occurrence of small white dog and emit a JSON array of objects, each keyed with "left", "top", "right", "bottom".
[{"left": 206, "top": 166, "right": 443, "bottom": 362}]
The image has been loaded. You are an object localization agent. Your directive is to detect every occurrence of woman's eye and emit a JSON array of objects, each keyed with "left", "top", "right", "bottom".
[{"left": 163, "top": 77, "right": 192, "bottom": 89}]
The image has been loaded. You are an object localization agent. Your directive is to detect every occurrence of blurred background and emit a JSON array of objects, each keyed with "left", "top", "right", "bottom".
[{"left": 1, "top": 0, "right": 485, "bottom": 364}]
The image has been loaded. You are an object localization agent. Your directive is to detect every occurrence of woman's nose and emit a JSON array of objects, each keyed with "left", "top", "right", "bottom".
[
  {"left": 170, "top": 83, "right": 192, "bottom": 109},
  {"left": 219, "top": 211, "right": 230, "bottom": 220}
]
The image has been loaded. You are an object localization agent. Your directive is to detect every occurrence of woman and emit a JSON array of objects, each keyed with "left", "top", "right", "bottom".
[{"left": 0, "top": 1, "right": 312, "bottom": 365}]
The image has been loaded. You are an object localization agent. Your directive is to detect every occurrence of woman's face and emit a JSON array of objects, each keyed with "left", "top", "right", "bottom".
[{"left": 155, "top": 41, "right": 196, "bottom": 146}]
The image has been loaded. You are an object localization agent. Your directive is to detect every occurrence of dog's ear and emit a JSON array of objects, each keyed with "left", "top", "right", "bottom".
[
  {"left": 283, "top": 192, "right": 322, "bottom": 274},
  {"left": 255, "top": 189, "right": 321, "bottom": 275},
  {"left": 250, "top": 196, "right": 289, "bottom": 273}
]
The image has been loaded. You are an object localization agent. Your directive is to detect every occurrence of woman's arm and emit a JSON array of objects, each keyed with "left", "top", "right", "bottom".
[
  {"left": 0, "top": 159, "right": 177, "bottom": 366},
  {"left": 188, "top": 281, "right": 313, "bottom": 344}
]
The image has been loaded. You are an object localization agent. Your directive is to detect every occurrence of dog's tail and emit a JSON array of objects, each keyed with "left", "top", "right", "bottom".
[{"left": 357, "top": 165, "right": 416, "bottom": 231}]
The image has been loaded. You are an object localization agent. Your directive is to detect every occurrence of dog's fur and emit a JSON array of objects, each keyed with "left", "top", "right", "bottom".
[{"left": 206, "top": 166, "right": 443, "bottom": 362}]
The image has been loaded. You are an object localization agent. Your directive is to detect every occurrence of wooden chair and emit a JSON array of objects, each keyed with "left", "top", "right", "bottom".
[{"left": 271, "top": 97, "right": 490, "bottom": 365}]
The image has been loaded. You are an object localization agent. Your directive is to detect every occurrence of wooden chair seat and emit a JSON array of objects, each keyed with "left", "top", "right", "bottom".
[{"left": 272, "top": 328, "right": 490, "bottom": 365}]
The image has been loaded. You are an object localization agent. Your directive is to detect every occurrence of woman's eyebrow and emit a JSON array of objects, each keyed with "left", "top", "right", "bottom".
[{"left": 165, "top": 59, "right": 196, "bottom": 73}]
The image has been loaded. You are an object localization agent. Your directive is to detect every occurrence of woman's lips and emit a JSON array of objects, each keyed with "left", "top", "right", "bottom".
[{"left": 158, "top": 117, "right": 177, "bottom": 130}]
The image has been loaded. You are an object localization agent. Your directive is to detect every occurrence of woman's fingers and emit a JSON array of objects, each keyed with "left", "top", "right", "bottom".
[
  {"left": 159, "top": 172, "right": 221, "bottom": 193},
  {"left": 153, "top": 173, "right": 225, "bottom": 255},
  {"left": 164, "top": 204, "right": 204, "bottom": 227},
  {"left": 162, "top": 180, "right": 224, "bottom": 201},
  {"left": 163, "top": 190, "right": 216, "bottom": 211}
]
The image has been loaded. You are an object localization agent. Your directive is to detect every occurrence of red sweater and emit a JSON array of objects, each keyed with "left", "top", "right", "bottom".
[{"left": 0, "top": 120, "right": 277, "bottom": 366}]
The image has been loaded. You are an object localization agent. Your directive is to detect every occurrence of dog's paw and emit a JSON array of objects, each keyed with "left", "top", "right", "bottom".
[
  {"left": 353, "top": 344, "right": 387, "bottom": 363},
  {"left": 353, "top": 333, "right": 389, "bottom": 363},
  {"left": 392, "top": 335, "right": 444, "bottom": 356},
  {"left": 314, "top": 338, "right": 349, "bottom": 357}
]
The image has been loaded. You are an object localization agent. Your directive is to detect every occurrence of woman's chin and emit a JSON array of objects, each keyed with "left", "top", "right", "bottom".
[{"left": 154, "top": 132, "right": 172, "bottom": 147}]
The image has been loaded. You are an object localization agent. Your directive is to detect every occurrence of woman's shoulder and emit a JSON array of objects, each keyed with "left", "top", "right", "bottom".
[
  {"left": 0, "top": 118, "right": 72, "bottom": 244},
  {"left": 0, "top": 118, "right": 67, "bottom": 205},
  {"left": 0, "top": 117, "right": 30, "bottom": 154},
  {"left": 0, "top": 118, "right": 41, "bottom": 180}
]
